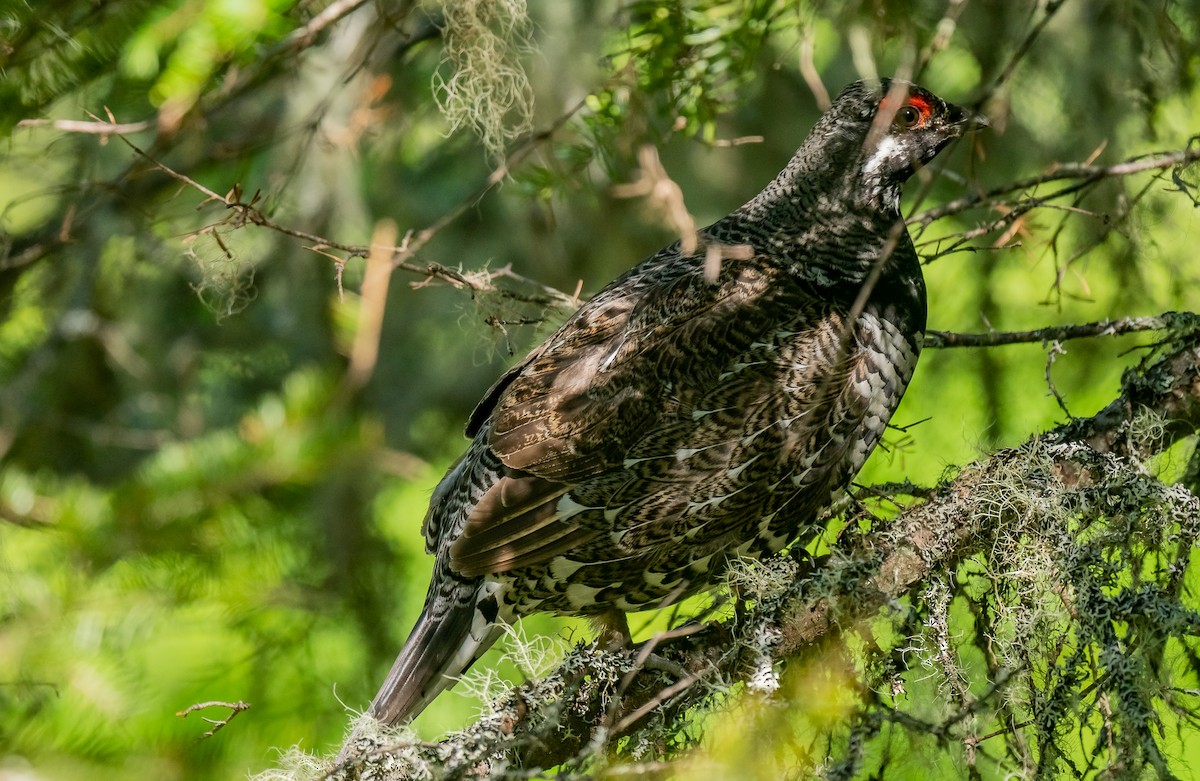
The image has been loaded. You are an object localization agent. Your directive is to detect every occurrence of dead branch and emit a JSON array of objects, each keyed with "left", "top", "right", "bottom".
[
  {"left": 116, "top": 112, "right": 584, "bottom": 312},
  {"left": 176, "top": 700, "right": 250, "bottom": 739},
  {"left": 15, "top": 118, "right": 153, "bottom": 135},
  {"left": 911, "top": 143, "right": 1200, "bottom": 230},
  {"left": 333, "top": 315, "right": 1200, "bottom": 778},
  {"left": 924, "top": 313, "right": 1184, "bottom": 349}
]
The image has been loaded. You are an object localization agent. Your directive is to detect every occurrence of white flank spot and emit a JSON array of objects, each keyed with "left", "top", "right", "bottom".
[
  {"left": 599, "top": 340, "right": 624, "bottom": 372},
  {"left": 555, "top": 495, "right": 592, "bottom": 519},
  {"left": 550, "top": 557, "right": 585, "bottom": 579},
  {"left": 565, "top": 582, "right": 603, "bottom": 606},
  {"left": 733, "top": 540, "right": 752, "bottom": 557},
  {"left": 725, "top": 454, "right": 760, "bottom": 479},
  {"left": 643, "top": 570, "right": 678, "bottom": 589},
  {"left": 685, "top": 495, "right": 725, "bottom": 515},
  {"left": 688, "top": 553, "right": 715, "bottom": 574}
]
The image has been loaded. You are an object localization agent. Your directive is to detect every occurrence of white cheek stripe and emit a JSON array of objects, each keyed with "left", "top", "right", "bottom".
[{"left": 863, "top": 136, "right": 902, "bottom": 176}]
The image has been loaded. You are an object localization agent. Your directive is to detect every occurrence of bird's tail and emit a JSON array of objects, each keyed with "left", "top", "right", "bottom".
[{"left": 368, "top": 582, "right": 505, "bottom": 726}]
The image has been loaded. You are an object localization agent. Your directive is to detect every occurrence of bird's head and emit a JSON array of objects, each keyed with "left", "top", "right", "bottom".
[{"left": 802, "top": 78, "right": 986, "bottom": 212}]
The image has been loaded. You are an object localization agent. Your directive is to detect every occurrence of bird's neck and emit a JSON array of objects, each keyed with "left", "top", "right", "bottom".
[
  {"left": 730, "top": 140, "right": 920, "bottom": 300},
  {"left": 739, "top": 150, "right": 906, "bottom": 241},
  {"left": 777, "top": 132, "right": 906, "bottom": 216}
]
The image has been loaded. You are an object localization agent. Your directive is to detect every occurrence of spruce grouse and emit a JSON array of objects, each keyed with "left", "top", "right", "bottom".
[{"left": 366, "top": 79, "right": 983, "bottom": 725}]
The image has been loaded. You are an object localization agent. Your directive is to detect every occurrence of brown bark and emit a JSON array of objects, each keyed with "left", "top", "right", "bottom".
[{"left": 336, "top": 327, "right": 1200, "bottom": 780}]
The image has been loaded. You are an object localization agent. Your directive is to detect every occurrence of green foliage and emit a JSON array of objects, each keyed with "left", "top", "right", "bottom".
[
  {"left": 0, "top": 1, "right": 156, "bottom": 132},
  {"left": 602, "top": 0, "right": 781, "bottom": 142},
  {"left": 122, "top": 0, "right": 292, "bottom": 111},
  {"left": 0, "top": 369, "right": 408, "bottom": 774}
]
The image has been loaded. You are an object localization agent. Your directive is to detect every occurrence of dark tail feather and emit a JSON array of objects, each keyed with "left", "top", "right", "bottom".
[
  {"left": 335, "top": 588, "right": 502, "bottom": 767},
  {"left": 368, "top": 588, "right": 502, "bottom": 726}
]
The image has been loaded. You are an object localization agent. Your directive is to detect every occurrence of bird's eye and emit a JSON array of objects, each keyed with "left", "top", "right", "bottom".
[{"left": 896, "top": 105, "right": 922, "bottom": 129}]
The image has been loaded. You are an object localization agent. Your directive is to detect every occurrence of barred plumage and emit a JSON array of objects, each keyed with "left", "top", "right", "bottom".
[{"left": 364, "top": 79, "right": 984, "bottom": 727}]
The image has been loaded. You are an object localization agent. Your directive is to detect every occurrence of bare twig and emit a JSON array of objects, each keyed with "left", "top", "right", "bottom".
[
  {"left": 176, "top": 700, "right": 250, "bottom": 739},
  {"left": 611, "top": 670, "right": 706, "bottom": 735},
  {"left": 987, "top": 0, "right": 1068, "bottom": 96},
  {"left": 798, "top": 28, "right": 831, "bottom": 110},
  {"left": 911, "top": 144, "right": 1200, "bottom": 229},
  {"left": 1044, "top": 339, "right": 1072, "bottom": 417},
  {"left": 916, "top": 0, "right": 969, "bottom": 78},
  {"left": 613, "top": 145, "right": 698, "bottom": 255},
  {"left": 15, "top": 118, "right": 153, "bottom": 135},
  {"left": 115, "top": 109, "right": 585, "bottom": 311},
  {"left": 707, "top": 135, "right": 765, "bottom": 148},
  {"left": 277, "top": 0, "right": 372, "bottom": 52},
  {"left": 924, "top": 314, "right": 1175, "bottom": 349},
  {"left": 345, "top": 220, "right": 399, "bottom": 391}
]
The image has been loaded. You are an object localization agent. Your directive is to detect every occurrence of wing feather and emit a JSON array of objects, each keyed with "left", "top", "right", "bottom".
[
  {"left": 446, "top": 241, "right": 911, "bottom": 581},
  {"left": 449, "top": 472, "right": 599, "bottom": 576},
  {"left": 488, "top": 255, "right": 794, "bottom": 480}
]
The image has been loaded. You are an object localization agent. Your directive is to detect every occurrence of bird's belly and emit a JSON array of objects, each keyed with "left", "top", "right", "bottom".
[{"left": 493, "top": 471, "right": 841, "bottom": 617}]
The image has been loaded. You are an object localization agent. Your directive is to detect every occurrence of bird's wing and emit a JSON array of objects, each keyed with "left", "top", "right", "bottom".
[
  {"left": 484, "top": 252, "right": 798, "bottom": 480},
  {"left": 446, "top": 253, "right": 881, "bottom": 578},
  {"left": 448, "top": 316, "right": 865, "bottom": 578}
]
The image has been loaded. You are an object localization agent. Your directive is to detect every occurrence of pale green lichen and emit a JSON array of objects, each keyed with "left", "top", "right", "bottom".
[{"left": 432, "top": 0, "right": 535, "bottom": 161}]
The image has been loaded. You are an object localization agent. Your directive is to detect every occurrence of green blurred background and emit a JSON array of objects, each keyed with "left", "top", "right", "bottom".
[{"left": 1, "top": 1, "right": 1198, "bottom": 778}]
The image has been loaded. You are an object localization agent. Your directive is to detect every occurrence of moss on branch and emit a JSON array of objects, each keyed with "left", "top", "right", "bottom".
[{"left": 324, "top": 325, "right": 1200, "bottom": 780}]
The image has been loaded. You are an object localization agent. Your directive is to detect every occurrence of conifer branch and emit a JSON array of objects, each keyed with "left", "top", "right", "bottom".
[{"left": 334, "top": 317, "right": 1200, "bottom": 780}]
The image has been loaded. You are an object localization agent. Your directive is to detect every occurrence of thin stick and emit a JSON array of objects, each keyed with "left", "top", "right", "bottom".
[
  {"left": 911, "top": 145, "right": 1200, "bottom": 228},
  {"left": 924, "top": 315, "right": 1173, "bottom": 349},
  {"left": 176, "top": 700, "right": 250, "bottom": 739}
]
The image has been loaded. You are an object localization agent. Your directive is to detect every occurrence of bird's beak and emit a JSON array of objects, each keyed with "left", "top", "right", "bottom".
[
  {"left": 966, "top": 110, "right": 990, "bottom": 130},
  {"left": 949, "top": 102, "right": 989, "bottom": 130}
]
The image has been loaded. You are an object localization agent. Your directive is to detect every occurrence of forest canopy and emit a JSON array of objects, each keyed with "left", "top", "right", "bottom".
[{"left": 2, "top": 1, "right": 1200, "bottom": 780}]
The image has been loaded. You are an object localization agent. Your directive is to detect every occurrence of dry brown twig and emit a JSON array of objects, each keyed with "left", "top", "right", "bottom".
[
  {"left": 329, "top": 316, "right": 1200, "bottom": 779},
  {"left": 176, "top": 700, "right": 250, "bottom": 739},
  {"left": 114, "top": 110, "right": 585, "bottom": 312}
]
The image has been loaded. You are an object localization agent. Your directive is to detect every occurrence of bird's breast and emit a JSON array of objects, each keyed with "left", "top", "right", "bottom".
[{"left": 483, "top": 302, "right": 923, "bottom": 618}]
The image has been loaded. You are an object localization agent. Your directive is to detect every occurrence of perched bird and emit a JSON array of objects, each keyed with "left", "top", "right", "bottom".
[{"left": 367, "top": 79, "right": 983, "bottom": 726}]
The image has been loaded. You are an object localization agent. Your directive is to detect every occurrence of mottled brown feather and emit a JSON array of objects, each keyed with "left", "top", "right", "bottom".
[
  {"left": 363, "top": 79, "right": 984, "bottom": 729},
  {"left": 450, "top": 473, "right": 598, "bottom": 576}
]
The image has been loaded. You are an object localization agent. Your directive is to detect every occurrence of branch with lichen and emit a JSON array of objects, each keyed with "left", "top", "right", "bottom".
[
  {"left": 115, "top": 125, "right": 584, "bottom": 314},
  {"left": 321, "top": 317, "right": 1200, "bottom": 780},
  {"left": 924, "top": 313, "right": 1192, "bottom": 349},
  {"left": 909, "top": 139, "right": 1200, "bottom": 269}
]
